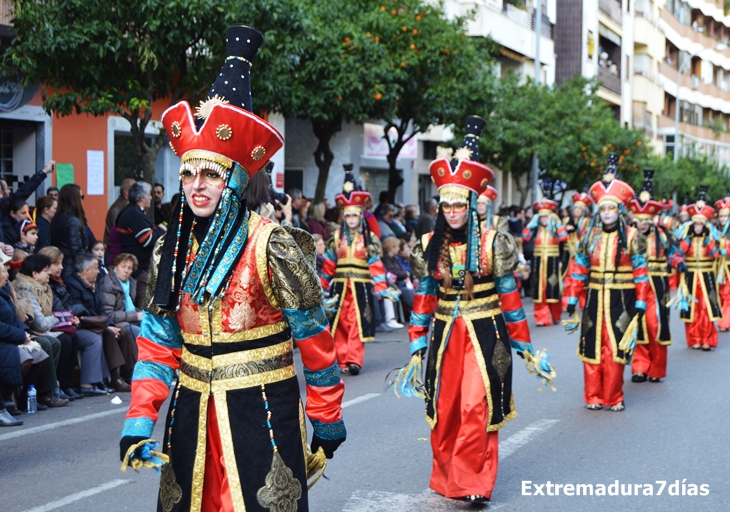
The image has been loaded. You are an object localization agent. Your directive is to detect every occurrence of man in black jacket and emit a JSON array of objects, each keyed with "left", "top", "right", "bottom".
[
  {"left": 115, "top": 182, "right": 166, "bottom": 305},
  {"left": 66, "top": 254, "right": 135, "bottom": 392}
]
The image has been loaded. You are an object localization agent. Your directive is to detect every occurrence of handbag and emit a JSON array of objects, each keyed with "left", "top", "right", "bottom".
[
  {"left": 51, "top": 311, "right": 76, "bottom": 336},
  {"left": 79, "top": 315, "right": 108, "bottom": 334}
]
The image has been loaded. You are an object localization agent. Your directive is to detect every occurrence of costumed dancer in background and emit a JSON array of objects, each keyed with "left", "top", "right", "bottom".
[
  {"left": 562, "top": 188, "right": 593, "bottom": 310},
  {"left": 320, "top": 167, "right": 390, "bottom": 376},
  {"left": 678, "top": 204, "right": 690, "bottom": 225},
  {"left": 563, "top": 156, "right": 649, "bottom": 411},
  {"left": 522, "top": 188, "right": 568, "bottom": 326},
  {"left": 476, "top": 185, "right": 499, "bottom": 232},
  {"left": 402, "top": 116, "right": 552, "bottom": 505},
  {"left": 658, "top": 197, "right": 681, "bottom": 291},
  {"left": 714, "top": 192, "right": 730, "bottom": 332},
  {"left": 678, "top": 188, "right": 722, "bottom": 350},
  {"left": 626, "top": 170, "right": 685, "bottom": 383},
  {"left": 119, "top": 25, "right": 345, "bottom": 512}
]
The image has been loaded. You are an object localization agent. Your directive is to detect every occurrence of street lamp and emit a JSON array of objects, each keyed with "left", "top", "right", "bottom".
[
  {"left": 674, "top": 43, "right": 728, "bottom": 162},
  {"left": 531, "top": 0, "right": 546, "bottom": 204}
]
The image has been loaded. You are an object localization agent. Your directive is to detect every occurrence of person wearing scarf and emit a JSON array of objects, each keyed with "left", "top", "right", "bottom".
[
  {"left": 320, "top": 164, "right": 389, "bottom": 376},
  {"left": 626, "top": 170, "right": 685, "bottom": 383},
  {"left": 119, "top": 25, "right": 345, "bottom": 512},
  {"left": 677, "top": 188, "right": 723, "bottom": 350},
  {"left": 404, "top": 116, "right": 543, "bottom": 505},
  {"left": 564, "top": 155, "right": 650, "bottom": 412}
]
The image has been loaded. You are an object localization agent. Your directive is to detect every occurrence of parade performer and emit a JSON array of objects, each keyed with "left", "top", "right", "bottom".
[
  {"left": 476, "top": 185, "right": 498, "bottom": 231},
  {"left": 678, "top": 188, "right": 722, "bottom": 350},
  {"left": 400, "top": 116, "right": 553, "bottom": 505},
  {"left": 119, "top": 25, "right": 345, "bottom": 512},
  {"left": 562, "top": 188, "right": 592, "bottom": 310},
  {"left": 715, "top": 192, "right": 730, "bottom": 331},
  {"left": 563, "top": 157, "right": 649, "bottom": 411},
  {"left": 627, "top": 170, "right": 685, "bottom": 382},
  {"left": 657, "top": 201, "right": 682, "bottom": 291},
  {"left": 522, "top": 191, "right": 568, "bottom": 326},
  {"left": 320, "top": 167, "right": 389, "bottom": 376}
]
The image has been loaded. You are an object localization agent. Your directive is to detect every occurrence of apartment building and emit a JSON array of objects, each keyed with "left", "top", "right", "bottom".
[
  {"left": 555, "top": 0, "right": 635, "bottom": 126},
  {"left": 656, "top": 0, "right": 730, "bottom": 166}
]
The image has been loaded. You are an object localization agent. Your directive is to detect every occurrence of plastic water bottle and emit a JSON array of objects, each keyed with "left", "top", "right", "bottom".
[{"left": 27, "top": 385, "right": 37, "bottom": 414}]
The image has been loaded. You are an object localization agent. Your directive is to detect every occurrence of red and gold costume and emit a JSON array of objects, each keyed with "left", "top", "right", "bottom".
[
  {"left": 522, "top": 198, "right": 567, "bottom": 325},
  {"left": 321, "top": 184, "right": 388, "bottom": 372},
  {"left": 565, "top": 162, "right": 649, "bottom": 408},
  {"left": 715, "top": 197, "right": 730, "bottom": 331},
  {"left": 404, "top": 117, "right": 540, "bottom": 504},
  {"left": 120, "top": 26, "right": 344, "bottom": 512},
  {"left": 562, "top": 190, "right": 593, "bottom": 310},
  {"left": 627, "top": 170, "right": 684, "bottom": 381},
  {"left": 678, "top": 196, "right": 722, "bottom": 348}
]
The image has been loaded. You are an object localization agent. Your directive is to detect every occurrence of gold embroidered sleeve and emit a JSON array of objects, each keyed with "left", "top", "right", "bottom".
[
  {"left": 410, "top": 240, "right": 430, "bottom": 279},
  {"left": 496, "top": 216, "right": 510, "bottom": 234},
  {"left": 145, "top": 234, "right": 176, "bottom": 317},
  {"left": 368, "top": 234, "right": 383, "bottom": 259},
  {"left": 492, "top": 232, "right": 519, "bottom": 277},
  {"left": 268, "top": 227, "right": 323, "bottom": 311},
  {"left": 326, "top": 232, "right": 338, "bottom": 255},
  {"left": 629, "top": 228, "right": 648, "bottom": 257},
  {"left": 282, "top": 226, "right": 317, "bottom": 272}
]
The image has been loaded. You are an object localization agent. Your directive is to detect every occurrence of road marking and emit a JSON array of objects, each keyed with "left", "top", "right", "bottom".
[
  {"left": 499, "top": 418, "right": 560, "bottom": 460},
  {"left": 22, "top": 479, "right": 131, "bottom": 512},
  {"left": 0, "top": 408, "right": 127, "bottom": 442},
  {"left": 343, "top": 419, "right": 559, "bottom": 510},
  {"left": 342, "top": 392, "right": 380, "bottom": 409}
]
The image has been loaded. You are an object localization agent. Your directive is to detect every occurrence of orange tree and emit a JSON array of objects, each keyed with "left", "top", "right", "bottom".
[{"left": 356, "top": 0, "right": 499, "bottom": 201}]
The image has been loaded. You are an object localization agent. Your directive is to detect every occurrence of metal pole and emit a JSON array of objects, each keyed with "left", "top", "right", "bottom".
[
  {"left": 531, "top": 0, "right": 543, "bottom": 204},
  {"left": 674, "top": 55, "right": 684, "bottom": 162}
]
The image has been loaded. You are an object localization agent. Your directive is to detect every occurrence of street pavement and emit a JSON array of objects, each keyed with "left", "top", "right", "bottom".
[{"left": 1, "top": 298, "right": 729, "bottom": 512}]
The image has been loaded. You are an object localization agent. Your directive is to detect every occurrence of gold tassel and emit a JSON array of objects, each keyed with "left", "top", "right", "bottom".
[
  {"left": 618, "top": 314, "right": 640, "bottom": 354},
  {"left": 306, "top": 446, "right": 327, "bottom": 489},
  {"left": 392, "top": 353, "right": 426, "bottom": 399},
  {"left": 120, "top": 439, "right": 170, "bottom": 472},
  {"left": 561, "top": 311, "right": 580, "bottom": 334},
  {"left": 523, "top": 349, "right": 557, "bottom": 391}
]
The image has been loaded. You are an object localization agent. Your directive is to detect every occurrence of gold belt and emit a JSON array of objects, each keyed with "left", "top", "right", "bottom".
[
  {"left": 182, "top": 320, "right": 288, "bottom": 346},
  {"left": 440, "top": 281, "right": 494, "bottom": 296},
  {"left": 435, "top": 296, "right": 501, "bottom": 318},
  {"left": 588, "top": 273, "right": 635, "bottom": 289},
  {"left": 535, "top": 248, "right": 560, "bottom": 256},
  {"left": 687, "top": 261, "right": 714, "bottom": 270},
  {"left": 178, "top": 340, "right": 296, "bottom": 393}
]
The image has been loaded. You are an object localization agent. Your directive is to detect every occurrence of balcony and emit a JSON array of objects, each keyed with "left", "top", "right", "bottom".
[
  {"left": 659, "top": 60, "right": 730, "bottom": 103},
  {"left": 500, "top": 4, "right": 553, "bottom": 39},
  {"left": 598, "top": 66, "right": 622, "bottom": 95},
  {"left": 660, "top": 9, "right": 730, "bottom": 56},
  {"left": 658, "top": 114, "right": 730, "bottom": 144},
  {"left": 599, "top": 0, "right": 622, "bottom": 25}
]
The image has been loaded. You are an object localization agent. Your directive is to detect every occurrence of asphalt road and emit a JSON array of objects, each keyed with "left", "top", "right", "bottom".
[{"left": 1, "top": 298, "right": 729, "bottom": 512}]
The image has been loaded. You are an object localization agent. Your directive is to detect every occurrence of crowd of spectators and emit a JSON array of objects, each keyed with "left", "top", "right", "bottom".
[{"left": 0, "top": 161, "right": 543, "bottom": 427}]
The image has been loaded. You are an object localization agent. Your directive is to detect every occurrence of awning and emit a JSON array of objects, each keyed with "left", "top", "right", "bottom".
[
  {"left": 599, "top": 24, "right": 621, "bottom": 46},
  {"left": 500, "top": 47, "right": 525, "bottom": 63}
]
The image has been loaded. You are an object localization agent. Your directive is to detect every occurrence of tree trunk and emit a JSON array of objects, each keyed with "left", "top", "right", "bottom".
[
  {"left": 312, "top": 118, "right": 342, "bottom": 204},
  {"left": 384, "top": 120, "right": 418, "bottom": 203}
]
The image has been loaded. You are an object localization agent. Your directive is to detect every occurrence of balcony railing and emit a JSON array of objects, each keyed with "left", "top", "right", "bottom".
[
  {"left": 598, "top": 66, "right": 622, "bottom": 95},
  {"left": 501, "top": 4, "right": 553, "bottom": 39},
  {"left": 599, "top": 0, "right": 623, "bottom": 24}
]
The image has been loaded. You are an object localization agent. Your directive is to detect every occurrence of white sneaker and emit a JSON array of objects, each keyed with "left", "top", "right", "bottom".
[{"left": 385, "top": 319, "right": 404, "bottom": 329}]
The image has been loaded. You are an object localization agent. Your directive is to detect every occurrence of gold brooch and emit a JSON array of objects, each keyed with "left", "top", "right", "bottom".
[
  {"left": 356, "top": 196, "right": 362, "bottom": 202},
  {"left": 463, "top": 170, "right": 472, "bottom": 179},
  {"left": 216, "top": 124, "right": 232, "bottom": 141},
  {"left": 480, "top": 178, "right": 488, "bottom": 188},
  {"left": 170, "top": 121, "right": 182, "bottom": 138},
  {"left": 251, "top": 146, "right": 266, "bottom": 160},
  {"left": 438, "top": 167, "right": 445, "bottom": 177}
]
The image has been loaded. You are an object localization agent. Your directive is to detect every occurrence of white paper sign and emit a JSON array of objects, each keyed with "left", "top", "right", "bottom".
[{"left": 86, "top": 150, "right": 104, "bottom": 196}]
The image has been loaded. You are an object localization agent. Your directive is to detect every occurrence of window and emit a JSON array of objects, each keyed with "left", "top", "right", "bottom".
[
  {"left": 665, "top": 134, "right": 675, "bottom": 159},
  {"left": 0, "top": 127, "right": 12, "bottom": 185}
]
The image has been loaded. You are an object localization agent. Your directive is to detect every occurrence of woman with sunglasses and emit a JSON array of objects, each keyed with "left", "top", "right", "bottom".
[{"left": 405, "top": 117, "right": 537, "bottom": 505}]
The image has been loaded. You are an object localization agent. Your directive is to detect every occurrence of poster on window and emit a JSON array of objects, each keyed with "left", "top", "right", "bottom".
[
  {"left": 363, "top": 123, "right": 417, "bottom": 160},
  {"left": 86, "top": 150, "right": 104, "bottom": 195}
]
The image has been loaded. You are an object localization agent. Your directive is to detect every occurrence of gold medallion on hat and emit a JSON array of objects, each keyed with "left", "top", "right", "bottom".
[{"left": 251, "top": 146, "right": 266, "bottom": 161}]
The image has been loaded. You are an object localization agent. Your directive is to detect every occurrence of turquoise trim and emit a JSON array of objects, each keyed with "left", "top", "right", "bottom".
[
  {"left": 121, "top": 417, "right": 154, "bottom": 439},
  {"left": 372, "top": 274, "right": 386, "bottom": 283},
  {"left": 416, "top": 276, "right": 438, "bottom": 295},
  {"left": 139, "top": 312, "right": 182, "bottom": 349},
  {"left": 324, "top": 250, "right": 337, "bottom": 261},
  {"left": 635, "top": 300, "right": 647, "bottom": 311},
  {"left": 410, "top": 312, "right": 432, "bottom": 327},
  {"left": 634, "top": 275, "right": 649, "bottom": 283},
  {"left": 511, "top": 339, "right": 532, "bottom": 354},
  {"left": 631, "top": 254, "right": 647, "bottom": 268},
  {"left": 132, "top": 361, "right": 175, "bottom": 387},
  {"left": 575, "top": 253, "right": 590, "bottom": 268},
  {"left": 368, "top": 255, "right": 380, "bottom": 266},
  {"left": 310, "top": 418, "right": 346, "bottom": 440},
  {"left": 502, "top": 309, "right": 526, "bottom": 323},
  {"left": 409, "top": 336, "right": 428, "bottom": 355},
  {"left": 303, "top": 362, "right": 341, "bottom": 387},
  {"left": 567, "top": 296, "right": 579, "bottom": 306},
  {"left": 571, "top": 272, "right": 588, "bottom": 282},
  {"left": 495, "top": 275, "right": 517, "bottom": 294},
  {"left": 282, "top": 305, "right": 328, "bottom": 341}
]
